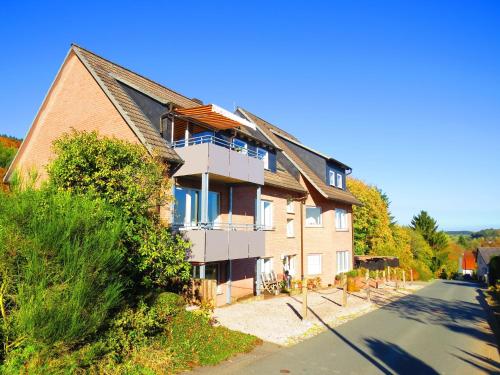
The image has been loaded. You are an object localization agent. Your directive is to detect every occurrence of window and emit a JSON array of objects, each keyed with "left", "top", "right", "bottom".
[
  {"left": 305, "top": 206, "right": 322, "bottom": 226},
  {"left": 260, "top": 200, "right": 273, "bottom": 230},
  {"left": 286, "top": 199, "right": 294, "bottom": 214},
  {"left": 257, "top": 147, "right": 269, "bottom": 169},
  {"left": 336, "top": 173, "right": 343, "bottom": 189},
  {"left": 262, "top": 258, "right": 273, "bottom": 275},
  {"left": 336, "top": 251, "right": 350, "bottom": 274},
  {"left": 307, "top": 254, "right": 322, "bottom": 275},
  {"left": 283, "top": 255, "right": 296, "bottom": 276},
  {"left": 174, "top": 187, "right": 220, "bottom": 227},
  {"left": 335, "top": 209, "right": 348, "bottom": 230},
  {"left": 192, "top": 263, "right": 219, "bottom": 280},
  {"left": 329, "top": 169, "right": 336, "bottom": 186},
  {"left": 233, "top": 138, "right": 247, "bottom": 154},
  {"left": 286, "top": 218, "right": 294, "bottom": 237}
]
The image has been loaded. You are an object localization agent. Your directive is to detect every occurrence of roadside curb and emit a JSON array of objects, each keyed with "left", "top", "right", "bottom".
[{"left": 476, "top": 287, "right": 500, "bottom": 345}]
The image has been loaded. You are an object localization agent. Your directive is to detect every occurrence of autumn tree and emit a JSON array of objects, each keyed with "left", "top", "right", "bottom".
[{"left": 347, "top": 178, "right": 394, "bottom": 255}]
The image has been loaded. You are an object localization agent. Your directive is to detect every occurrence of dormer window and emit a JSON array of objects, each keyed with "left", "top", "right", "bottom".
[
  {"left": 336, "top": 173, "right": 343, "bottom": 189},
  {"left": 329, "top": 169, "right": 335, "bottom": 186}
]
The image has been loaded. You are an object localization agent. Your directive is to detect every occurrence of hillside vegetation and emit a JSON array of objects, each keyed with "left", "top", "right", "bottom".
[
  {"left": 0, "top": 135, "right": 21, "bottom": 190},
  {"left": 348, "top": 178, "right": 463, "bottom": 280},
  {"left": 0, "top": 131, "right": 259, "bottom": 374}
]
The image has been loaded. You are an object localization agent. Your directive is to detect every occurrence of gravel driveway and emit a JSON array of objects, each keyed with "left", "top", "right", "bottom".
[{"left": 214, "top": 282, "right": 426, "bottom": 346}]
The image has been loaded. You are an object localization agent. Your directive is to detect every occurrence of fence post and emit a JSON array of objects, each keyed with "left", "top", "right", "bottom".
[
  {"left": 366, "top": 283, "right": 371, "bottom": 303},
  {"left": 302, "top": 278, "right": 308, "bottom": 319},
  {"left": 365, "top": 269, "right": 369, "bottom": 282},
  {"left": 342, "top": 274, "right": 348, "bottom": 307},
  {"left": 395, "top": 271, "right": 399, "bottom": 290},
  {"left": 388, "top": 266, "right": 391, "bottom": 282},
  {"left": 382, "top": 270, "right": 386, "bottom": 284},
  {"left": 410, "top": 269, "right": 414, "bottom": 284},
  {"left": 403, "top": 270, "right": 406, "bottom": 288}
]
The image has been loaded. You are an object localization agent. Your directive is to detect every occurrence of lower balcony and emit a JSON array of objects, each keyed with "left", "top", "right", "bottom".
[{"left": 178, "top": 223, "right": 265, "bottom": 263}]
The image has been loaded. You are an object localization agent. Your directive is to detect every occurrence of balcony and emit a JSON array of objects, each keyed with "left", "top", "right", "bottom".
[
  {"left": 172, "top": 135, "right": 264, "bottom": 185},
  {"left": 177, "top": 223, "right": 265, "bottom": 263}
]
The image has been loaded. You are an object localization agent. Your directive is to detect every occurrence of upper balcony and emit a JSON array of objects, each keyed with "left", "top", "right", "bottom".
[{"left": 172, "top": 135, "right": 264, "bottom": 185}]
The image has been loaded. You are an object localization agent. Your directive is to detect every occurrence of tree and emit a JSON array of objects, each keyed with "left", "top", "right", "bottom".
[
  {"left": 347, "top": 178, "right": 394, "bottom": 255},
  {"left": 47, "top": 130, "right": 191, "bottom": 287},
  {"left": 410, "top": 210, "right": 448, "bottom": 251}
]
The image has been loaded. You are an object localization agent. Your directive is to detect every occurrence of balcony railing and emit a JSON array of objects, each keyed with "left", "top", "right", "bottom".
[
  {"left": 174, "top": 222, "right": 265, "bottom": 262},
  {"left": 172, "top": 135, "right": 263, "bottom": 160},
  {"left": 173, "top": 222, "right": 265, "bottom": 231},
  {"left": 172, "top": 135, "right": 264, "bottom": 184}
]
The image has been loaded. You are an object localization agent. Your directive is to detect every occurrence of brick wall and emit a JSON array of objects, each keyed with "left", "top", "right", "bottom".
[{"left": 11, "top": 51, "right": 139, "bottom": 182}]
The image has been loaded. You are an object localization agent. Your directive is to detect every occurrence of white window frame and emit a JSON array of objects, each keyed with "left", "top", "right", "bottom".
[
  {"left": 307, "top": 254, "right": 322, "bottom": 275},
  {"left": 233, "top": 138, "right": 248, "bottom": 154},
  {"left": 305, "top": 206, "right": 322, "bottom": 227},
  {"left": 283, "top": 255, "right": 297, "bottom": 277},
  {"left": 286, "top": 218, "right": 295, "bottom": 237},
  {"left": 336, "top": 173, "right": 343, "bottom": 189},
  {"left": 336, "top": 251, "right": 350, "bottom": 274},
  {"left": 329, "top": 169, "right": 336, "bottom": 186},
  {"left": 174, "top": 187, "right": 220, "bottom": 227},
  {"left": 335, "top": 208, "right": 348, "bottom": 231},
  {"left": 257, "top": 147, "right": 269, "bottom": 170},
  {"left": 261, "top": 200, "right": 274, "bottom": 230},
  {"left": 262, "top": 257, "right": 273, "bottom": 275},
  {"left": 286, "top": 199, "right": 294, "bottom": 214}
]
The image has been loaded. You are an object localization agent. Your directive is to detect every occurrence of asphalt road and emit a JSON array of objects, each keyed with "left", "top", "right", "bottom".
[{"left": 203, "top": 280, "right": 500, "bottom": 374}]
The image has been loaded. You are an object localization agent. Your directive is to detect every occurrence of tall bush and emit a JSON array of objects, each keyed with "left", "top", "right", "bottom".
[
  {"left": 0, "top": 189, "right": 126, "bottom": 348},
  {"left": 47, "top": 130, "right": 191, "bottom": 287}
]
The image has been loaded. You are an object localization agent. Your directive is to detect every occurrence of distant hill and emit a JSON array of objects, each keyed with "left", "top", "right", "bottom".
[{"left": 446, "top": 231, "right": 474, "bottom": 236}]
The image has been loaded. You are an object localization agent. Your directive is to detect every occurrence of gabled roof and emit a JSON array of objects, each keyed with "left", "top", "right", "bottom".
[
  {"left": 237, "top": 108, "right": 361, "bottom": 205},
  {"left": 477, "top": 247, "right": 500, "bottom": 265},
  {"left": 72, "top": 44, "right": 205, "bottom": 162}
]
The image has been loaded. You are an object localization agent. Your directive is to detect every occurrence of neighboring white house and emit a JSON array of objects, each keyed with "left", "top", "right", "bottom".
[{"left": 476, "top": 247, "right": 500, "bottom": 282}]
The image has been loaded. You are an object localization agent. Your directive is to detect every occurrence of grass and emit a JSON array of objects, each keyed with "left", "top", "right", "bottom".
[
  {"left": 102, "top": 310, "right": 261, "bottom": 374},
  {"left": 2, "top": 310, "right": 261, "bottom": 375}
]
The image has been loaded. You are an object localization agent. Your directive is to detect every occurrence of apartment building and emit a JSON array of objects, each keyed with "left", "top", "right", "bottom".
[{"left": 5, "top": 45, "right": 360, "bottom": 306}]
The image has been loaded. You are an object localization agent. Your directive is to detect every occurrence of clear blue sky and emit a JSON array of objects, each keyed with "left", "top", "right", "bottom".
[{"left": 1, "top": 1, "right": 499, "bottom": 231}]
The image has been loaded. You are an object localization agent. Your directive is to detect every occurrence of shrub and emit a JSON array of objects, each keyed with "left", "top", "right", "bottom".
[
  {"left": 0, "top": 189, "right": 126, "bottom": 348},
  {"left": 47, "top": 130, "right": 191, "bottom": 288},
  {"left": 47, "top": 130, "right": 169, "bottom": 219},
  {"left": 489, "top": 256, "right": 500, "bottom": 285}
]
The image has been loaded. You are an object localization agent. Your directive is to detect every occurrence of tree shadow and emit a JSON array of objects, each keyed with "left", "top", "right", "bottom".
[
  {"left": 295, "top": 302, "right": 440, "bottom": 374},
  {"left": 364, "top": 338, "right": 439, "bottom": 375},
  {"left": 379, "top": 289, "right": 498, "bottom": 344},
  {"left": 450, "top": 347, "right": 500, "bottom": 373},
  {"left": 442, "top": 280, "right": 481, "bottom": 288}
]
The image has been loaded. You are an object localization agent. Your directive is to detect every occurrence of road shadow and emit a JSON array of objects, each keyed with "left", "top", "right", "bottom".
[
  {"left": 442, "top": 280, "right": 481, "bottom": 288},
  {"left": 379, "top": 288, "right": 498, "bottom": 345},
  {"left": 451, "top": 347, "right": 500, "bottom": 373},
  {"left": 293, "top": 299, "right": 438, "bottom": 374},
  {"left": 364, "top": 338, "right": 439, "bottom": 375}
]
